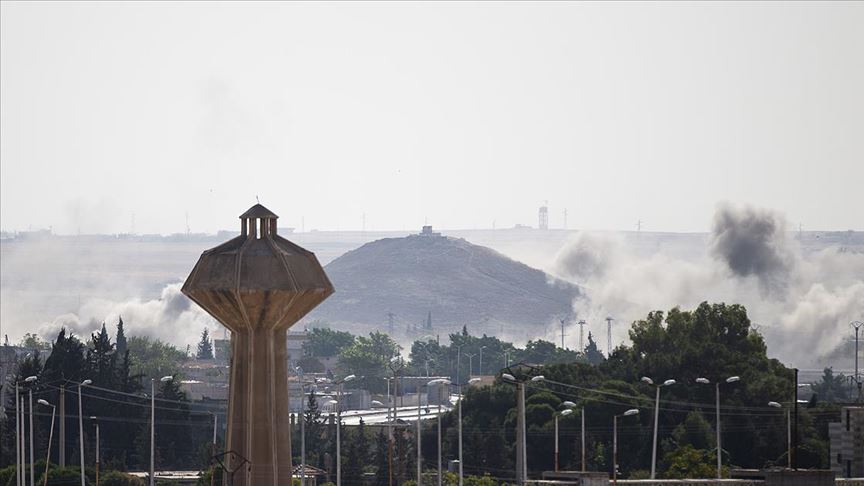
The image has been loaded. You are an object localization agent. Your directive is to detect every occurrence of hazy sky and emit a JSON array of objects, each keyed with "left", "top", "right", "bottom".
[{"left": 2, "top": 2, "right": 862, "bottom": 235}]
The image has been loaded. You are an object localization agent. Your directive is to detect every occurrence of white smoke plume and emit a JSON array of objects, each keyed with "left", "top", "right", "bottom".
[
  {"left": 37, "top": 283, "right": 220, "bottom": 349},
  {"left": 552, "top": 204, "right": 864, "bottom": 366}
]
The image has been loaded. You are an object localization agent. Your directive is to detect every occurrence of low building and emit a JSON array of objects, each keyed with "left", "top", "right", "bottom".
[{"left": 829, "top": 406, "right": 864, "bottom": 478}]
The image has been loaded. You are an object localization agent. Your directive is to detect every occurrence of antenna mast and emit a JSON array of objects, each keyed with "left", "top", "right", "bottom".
[{"left": 605, "top": 317, "right": 614, "bottom": 357}]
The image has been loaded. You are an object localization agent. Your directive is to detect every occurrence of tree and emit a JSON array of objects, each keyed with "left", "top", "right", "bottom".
[
  {"left": 116, "top": 316, "right": 128, "bottom": 354},
  {"left": 88, "top": 323, "right": 116, "bottom": 387},
  {"left": 127, "top": 336, "right": 185, "bottom": 382},
  {"left": 373, "top": 430, "right": 389, "bottom": 486},
  {"left": 810, "top": 367, "right": 852, "bottom": 402},
  {"left": 18, "top": 332, "right": 49, "bottom": 351},
  {"left": 197, "top": 328, "right": 214, "bottom": 360},
  {"left": 304, "top": 328, "right": 355, "bottom": 358},
  {"left": 343, "top": 418, "right": 369, "bottom": 485},
  {"left": 583, "top": 332, "right": 605, "bottom": 365}
]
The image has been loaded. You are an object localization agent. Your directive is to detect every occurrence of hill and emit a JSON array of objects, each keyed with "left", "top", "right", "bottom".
[{"left": 304, "top": 230, "right": 580, "bottom": 340}]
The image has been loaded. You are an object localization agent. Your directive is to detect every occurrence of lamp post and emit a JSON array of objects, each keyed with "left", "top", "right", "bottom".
[
  {"left": 554, "top": 408, "right": 573, "bottom": 471},
  {"left": 502, "top": 372, "right": 544, "bottom": 485},
  {"left": 15, "top": 380, "right": 20, "bottom": 486},
  {"left": 454, "top": 377, "right": 480, "bottom": 486},
  {"left": 36, "top": 399, "right": 56, "bottom": 486},
  {"left": 418, "top": 378, "right": 451, "bottom": 486},
  {"left": 334, "top": 374, "right": 356, "bottom": 486},
  {"left": 77, "top": 379, "right": 91, "bottom": 486},
  {"left": 478, "top": 347, "right": 486, "bottom": 377},
  {"left": 89, "top": 417, "right": 100, "bottom": 486},
  {"left": 641, "top": 377, "right": 676, "bottom": 479},
  {"left": 150, "top": 375, "right": 173, "bottom": 486},
  {"left": 613, "top": 409, "right": 640, "bottom": 485},
  {"left": 768, "top": 402, "right": 791, "bottom": 468},
  {"left": 852, "top": 321, "right": 863, "bottom": 403},
  {"left": 696, "top": 376, "right": 739, "bottom": 479},
  {"left": 25, "top": 375, "right": 37, "bottom": 486},
  {"left": 387, "top": 357, "right": 404, "bottom": 486}
]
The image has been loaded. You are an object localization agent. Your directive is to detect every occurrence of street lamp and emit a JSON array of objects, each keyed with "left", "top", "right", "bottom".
[
  {"left": 696, "top": 375, "right": 739, "bottom": 479},
  {"left": 768, "top": 402, "right": 791, "bottom": 468},
  {"left": 613, "top": 409, "right": 640, "bottom": 485},
  {"left": 78, "top": 379, "right": 91, "bottom": 486},
  {"left": 852, "top": 321, "right": 863, "bottom": 402},
  {"left": 89, "top": 417, "right": 100, "bottom": 486},
  {"left": 25, "top": 375, "right": 37, "bottom": 486},
  {"left": 478, "top": 346, "right": 486, "bottom": 376},
  {"left": 150, "top": 375, "right": 173, "bottom": 486},
  {"left": 502, "top": 371, "right": 544, "bottom": 485},
  {"left": 641, "top": 377, "right": 676, "bottom": 479},
  {"left": 455, "top": 377, "right": 480, "bottom": 486},
  {"left": 416, "top": 378, "right": 451, "bottom": 486},
  {"left": 334, "top": 374, "right": 356, "bottom": 486},
  {"left": 37, "top": 399, "right": 56, "bottom": 486},
  {"left": 387, "top": 357, "right": 405, "bottom": 486},
  {"left": 554, "top": 408, "right": 573, "bottom": 471}
]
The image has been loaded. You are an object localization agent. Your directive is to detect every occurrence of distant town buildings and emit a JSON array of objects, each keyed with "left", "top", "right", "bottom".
[{"left": 829, "top": 406, "right": 864, "bottom": 478}]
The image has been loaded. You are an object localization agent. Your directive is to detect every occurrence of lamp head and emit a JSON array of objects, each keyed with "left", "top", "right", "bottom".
[
  {"left": 25, "top": 376, "right": 37, "bottom": 383},
  {"left": 344, "top": 374, "right": 356, "bottom": 382},
  {"left": 160, "top": 375, "right": 173, "bottom": 382},
  {"left": 561, "top": 401, "right": 576, "bottom": 408},
  {"left": 501, "top": 373, "right": 516, "bottom": 382},
  {"left": 640, "top": 377, "right": 654, "bottom": 385},
  {"left": 726, "top": 376, "right": 740, "bottom": 383},
  {"left": 530, "top": 375, "right": 545, "bottom": 382},
  {"left": 37, "top": 399, "right": 51, "bottom": 406},
  {"left": 663, "top": 379, "right": 676, "bottom": 386},
  {"left": 768, "top": 401, "right": 782, "bottom": 408},
  {"left": 695, "top": 377, "right": 710, "bottom": 384},
  {"left": 560, "top": 409, "right": 573, "bottom": 416},
  {"left": 623, "top": 409, "right": 640, "bottom": 417},
  {"left": 468, "top": 377, "right": 481, "bottom": 384}
]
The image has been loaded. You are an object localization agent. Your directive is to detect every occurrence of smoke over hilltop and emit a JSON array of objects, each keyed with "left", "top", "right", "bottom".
[
  {"left": 552, "top": 204, "right": 864, "bottom": 366},
  {"left": 710, "top": 204, "right": 795, "bottom": 295}
]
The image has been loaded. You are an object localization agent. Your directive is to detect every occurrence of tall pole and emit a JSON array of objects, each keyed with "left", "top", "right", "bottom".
[
  {"left": 59, "top": 386, "right": 65, "bottom": 467},
  {"left": 515, "top": 382, "right": 524, "bottom": 486},
  {"left": 458, "top": 385, "right": 464, "bottom": 486},
  {"left": 853, "top": 321, "right": 863, "bottom": 403},
  {"left": 29, "top": 389, "right": 34, "bottom": 486},
  {"left": 41, "top": 403, "right": 56, "bottom": 486},
  {"left": 580, "top": 408, "right": 586, "bottom": 472},
  {"left": 16, "top": 384, "right": 20, "bottom": 486},
  {"left": 437, "top": 402, "right": 442, "bottom": 486},
  {"left": 554, "top": 415, "right": 559, "bottom": 472},
  {"left": 416, "top": 387, "right": 422, "bottom": 486},
  {"left": 479, "top": 347, "right": 485, "bottom": 377},
  {"left": 793, "top": 368, "right": 799, "bottom": 470},
  {"left": 519, "top": 383, "right": 528, "bottom": 484},
  {"left": 612, "top": 415, "right": 618, "bottom": 486},
  {"left": 606, "top": 317, "right": 613, "bottom": 357},
  {"left": 94, "top": 420, "right": 100, "bottom": 486},
  {"left": 786, "top": 409, "right": 791, "bottom": 469},
  {"left": 301, "top": 405, "right": 307, "bottom": 486},
  {"left": 715, "top": 383, "right": 721, "bottom": 479},
  {"left": 336, "top": 383, "right": 342, "bottom": 486},
  {"left": 78, "top": 383, "right": 86, "bottom": 486},
  {"left": 456, "top": 346, "right": 462, "bottom": 386},
  {"left": 650, "top": 386, "right": 660, "bottom": 479}
]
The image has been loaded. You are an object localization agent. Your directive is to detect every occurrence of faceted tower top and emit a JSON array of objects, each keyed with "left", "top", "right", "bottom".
[{"left": 181, "top": 204, "right": 334, "bottom": 332}]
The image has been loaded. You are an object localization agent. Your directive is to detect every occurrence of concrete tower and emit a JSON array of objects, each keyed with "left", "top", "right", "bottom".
[{"left": 182, "top": 204, "right": 334, "bottom": 486}]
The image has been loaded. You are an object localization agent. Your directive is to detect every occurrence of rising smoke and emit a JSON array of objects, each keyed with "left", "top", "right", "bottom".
[
  {"left": 37, "top": 283, "right": 219, "bottom": 349},
  {"left": 551, "top": 203, "right": 864, "bottom": 366},
  {"left": 710, "top": 204, "right": 795, "bottom": 296}
]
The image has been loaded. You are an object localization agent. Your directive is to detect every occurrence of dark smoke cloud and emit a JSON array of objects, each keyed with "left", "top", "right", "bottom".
[{"left": 710, "top": 204, "right": 795, "bottom": 295}]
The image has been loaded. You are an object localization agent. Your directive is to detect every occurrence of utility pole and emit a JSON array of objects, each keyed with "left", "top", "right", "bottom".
[
  {"left": 852, "top": 321, "right": 863, "bottom": 403},
  {"left": 59, "top": 385, "right": 65, "bottom": 467},
  {"left": 559, "top": 318, "right": 568, "bottom": 349},
  {"left": 605, "top": 317, "right": 614, "bottom": 357},
  {"left": 576, "top": 320, "right": 587, "bottom": 352}
]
